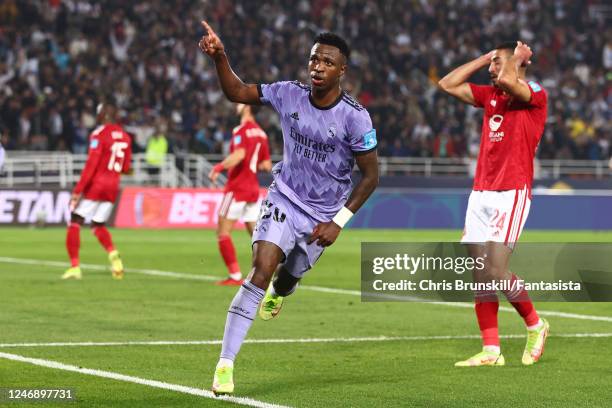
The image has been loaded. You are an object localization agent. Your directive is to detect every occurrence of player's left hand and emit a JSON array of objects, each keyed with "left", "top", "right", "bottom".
[
  {"left": 208, "top": 168, "right": 220, "bottom": 184},
  {"left": 308, "top": 222, "right": 341, "bottom": 247},
  {"left": 69, "top": 193, "right": 81, "bottom": 212},
  {"left": 208, "top": 163, "right": 224, "bottom": 185},
  {"left": 514, "top": 41, "right": 533, "bottom": 67}
]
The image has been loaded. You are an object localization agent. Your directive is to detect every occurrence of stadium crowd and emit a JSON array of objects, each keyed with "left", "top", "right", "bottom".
[{"left": 0, "top": 0, "right": 610, "bottom": 160}]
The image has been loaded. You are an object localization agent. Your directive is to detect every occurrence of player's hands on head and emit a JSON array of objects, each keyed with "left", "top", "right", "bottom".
[
  {"left": 514, "top": 41, "right": 532, "bottom": 67},
  {"left": 199, "top": 21, "right": 225, "bottom": 58},
  {"left": 308, "top": 222, "right": 342, "bottom": 247}
]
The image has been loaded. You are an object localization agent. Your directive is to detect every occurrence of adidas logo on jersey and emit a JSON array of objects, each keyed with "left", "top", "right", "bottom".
[{"left": 290, "top": 112, "right": 299, "bottom": 121}]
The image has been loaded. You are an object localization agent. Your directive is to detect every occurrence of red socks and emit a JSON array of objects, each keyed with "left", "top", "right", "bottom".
[
  {"left": 67, "top": 223, "right": 117, "bottom": 267},
  {"left": 93, "top": 226, "right": 115, "bottom": 253},
  {"left": 66, "top": 222, "right": 81, "bottom": 267},
  {"left": 475, "top": 274, "right": 540, "bottom": 348},
  {"left": 474, "top": 291, "right": 500, "bottom": 347},
  {"left": 502, "top": 273, "right": 540, "bottom": 327},
  {"left": 218, "top": 235, "right": 240, "bottom": 276}
]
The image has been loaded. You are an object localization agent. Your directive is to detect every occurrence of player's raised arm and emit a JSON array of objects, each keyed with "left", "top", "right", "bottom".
[
  {"left": 495, "top": 41, "right": 533, "bottom": 103},
  {"left": 198, "top": 21, "right": 261, "bottom": 105},
  {"left": 438, "top": 52, "right": 493, "bottom": 105}
]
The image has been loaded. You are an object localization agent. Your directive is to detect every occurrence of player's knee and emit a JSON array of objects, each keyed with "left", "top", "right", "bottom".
[
  {"left": 249, "top": 259, "right": 279, "bottom": 289},
  {"left": 252, "top": 242, "right": 284, "bottom": 270},
  {"left": 483, "top": 262, "right": 505, "bottom": 280},
  {"left": 252, "top": 256, "right": 277, "bottom": 276},
  {"left": 248, "top": 268, "right": 272, "bottom": 290},
  {"left": 216, "top": 216, "right": 235, "bottom": 237}
]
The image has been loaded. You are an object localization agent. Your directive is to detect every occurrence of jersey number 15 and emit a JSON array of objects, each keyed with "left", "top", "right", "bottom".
[{"left": 108, "top": 141, "right": 128, "bottom": 173}]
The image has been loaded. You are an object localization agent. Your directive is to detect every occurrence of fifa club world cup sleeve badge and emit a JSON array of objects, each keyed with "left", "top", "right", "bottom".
[{"left": 363, "top": 129, "right": 377, "bottom": 150}]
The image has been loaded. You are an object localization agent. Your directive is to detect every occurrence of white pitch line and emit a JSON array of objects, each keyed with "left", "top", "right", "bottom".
[
  {"left": 1, "top": 256, "right": 612, "bottom": 323},
  {"left": 300, "top": 285, "right": 612, "bottom": 323},
  {"left": 0, "top": 256, "right": 218, "bottom": 282},
  {"left": 1, "top": 333, "right": 611, "bottom": 349},
  {"left": 0, "top": 351, "right": 290, "bottom": 408}
]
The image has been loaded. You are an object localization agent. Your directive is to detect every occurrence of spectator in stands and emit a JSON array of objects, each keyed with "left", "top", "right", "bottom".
[
  {"left": 0, "top": 0, "right": 608, "bottom": 162},
  {"left": 433, "top": 130, "right": 455, "bottom": 158},
  {"left": 145, "top": 122, "right": 168, "bottom": 180}
]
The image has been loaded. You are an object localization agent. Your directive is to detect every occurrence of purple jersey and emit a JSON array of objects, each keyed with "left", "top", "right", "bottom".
[{"left": 258, "top": 81, "right": 377, "bottom": 221}]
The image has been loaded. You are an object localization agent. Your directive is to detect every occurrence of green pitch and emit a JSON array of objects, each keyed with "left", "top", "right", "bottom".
[{"left": 1, "top": 228, "right": 611, "bottom": 407}]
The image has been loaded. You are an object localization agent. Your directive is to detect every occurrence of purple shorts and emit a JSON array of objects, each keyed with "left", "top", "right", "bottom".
[{"left": 252, "top": 187, "right": 325, "bottom": 278}]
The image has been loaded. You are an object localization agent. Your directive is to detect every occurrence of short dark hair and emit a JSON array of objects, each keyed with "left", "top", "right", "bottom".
[
  {"left": 494, "top": 41, "right": 518, "bottom": 52},
  {"left": 313, "top": 32, "right": 350, "bottom": 61}
]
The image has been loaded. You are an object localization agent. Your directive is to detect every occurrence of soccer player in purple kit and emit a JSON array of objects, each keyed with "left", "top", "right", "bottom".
[{"left": 199, "top": 21, "right": 379, "bottom": 395}]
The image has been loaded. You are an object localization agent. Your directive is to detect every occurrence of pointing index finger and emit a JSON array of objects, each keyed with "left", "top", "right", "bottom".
[{"left": 201, "top": 21, "right": 214, "bottom": 36}]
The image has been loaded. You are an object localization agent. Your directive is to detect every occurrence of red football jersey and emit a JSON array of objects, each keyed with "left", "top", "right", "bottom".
[
  {"left": 73, "top": 123, "right": 132, "bottom": 203},
  {"left": 469, "top": 81, "right": 547, "bottom": 191},
  {"left": 225, "top": 120, "right": 270, "bottom": 202}
]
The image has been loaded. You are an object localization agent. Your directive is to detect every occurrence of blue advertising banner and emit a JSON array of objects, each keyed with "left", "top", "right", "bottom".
[{"left": 350, "top": 189, "right": 612, "bottom": 230}]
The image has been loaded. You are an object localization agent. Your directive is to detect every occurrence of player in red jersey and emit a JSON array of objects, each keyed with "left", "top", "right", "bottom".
[
  {"left": 439, "top": 41, "right": 549, "bottom": 366},
  {"left": 62, "top": 99, "right": 132, "bottom": 280},
  {"left": 208, "top": 103, "right": 272, "bottom": 285}
]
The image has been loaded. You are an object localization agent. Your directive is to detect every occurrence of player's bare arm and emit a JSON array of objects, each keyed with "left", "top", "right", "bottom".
[
  {"left": 198, "top": 21, "right": 260, "bottom": 105},
  {"left": 72, "top": 149, "right": 102, "bottom": 211},
  {"left": 258, "top": 160, "right": 272, "bottom": 172},
  {"left": 69, "top": 193, "right": 81, "bottom": 212},
  {"left": 308, "top": 149, "right": 379, "bottom": 247},
  {"left": 344, "top": 149, "right": 379, "bottom": 213},
  {"left": 438, "top": 52, "right": 493, "bottom": 105},
  {"left": 208, "top": 148, "right": 246, "bottom": 183},
  {"left": 495, "top": 41, "right": 533, "bottom": 103}
]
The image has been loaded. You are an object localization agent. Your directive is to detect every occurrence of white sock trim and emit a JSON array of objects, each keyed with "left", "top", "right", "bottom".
[
  {"left": 217, "top": 358, "right": 234, "bottom": 369},
  {"left": 483, "top": 345, "right": 501, "bottom": 354},
  {"left": 527, "top": 318, "right": 543, "bottom": 331}
]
